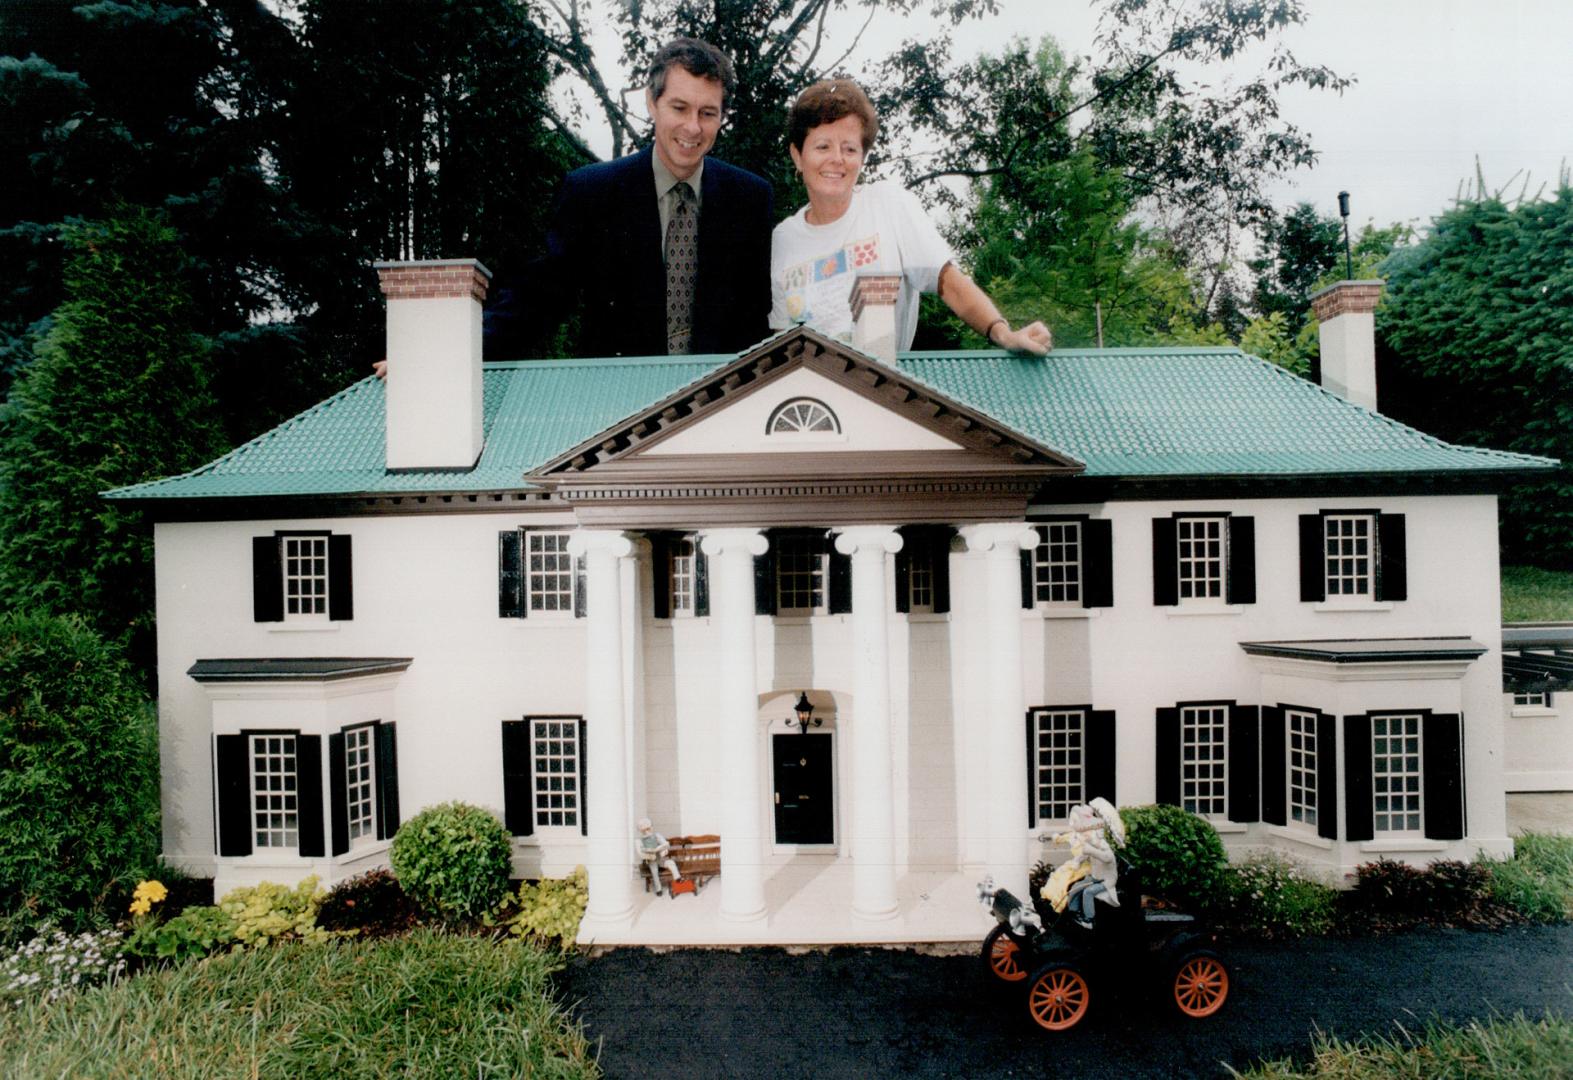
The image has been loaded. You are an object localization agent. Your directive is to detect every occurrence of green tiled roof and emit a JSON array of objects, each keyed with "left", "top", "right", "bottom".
[{"left": 107, "top": 341, "right": 1555, "bottom": 502}]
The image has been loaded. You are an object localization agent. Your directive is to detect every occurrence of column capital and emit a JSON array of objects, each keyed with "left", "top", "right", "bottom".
[
  {"left": 700, "top": 527, "right": 769, "bottom": 558},
  {"left": 833, "top": 525, "right": 904, "bottom": 556},
  {"left": 567, "top": 529, "right": 634, "bottom": 559},
  {"left": 959, "top": 522, "right": 1037, "bottom": 554}
]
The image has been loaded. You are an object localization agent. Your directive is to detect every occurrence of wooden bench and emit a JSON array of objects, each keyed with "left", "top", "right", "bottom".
[{"left": 641, "top": 834, "right": 721, "bottom": 894}]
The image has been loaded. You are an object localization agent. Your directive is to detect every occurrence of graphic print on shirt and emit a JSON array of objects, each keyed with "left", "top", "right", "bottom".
[{"left": 780, "top": 235, "right": 880, "bottom": 329}]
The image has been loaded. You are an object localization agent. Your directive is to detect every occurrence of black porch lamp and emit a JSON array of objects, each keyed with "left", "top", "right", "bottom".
[{"left": 788, "top": 691, "right": 821, "bottom": 735}]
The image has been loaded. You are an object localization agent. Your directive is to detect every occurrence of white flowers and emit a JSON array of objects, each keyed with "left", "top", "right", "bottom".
[{"left": 1, "top": 926, "right": 125, "bottom": 1008}]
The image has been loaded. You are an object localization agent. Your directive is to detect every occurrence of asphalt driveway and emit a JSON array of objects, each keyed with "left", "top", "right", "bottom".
[{"left": 555, "top": 925, "right": 1573, "bottom": 1079}]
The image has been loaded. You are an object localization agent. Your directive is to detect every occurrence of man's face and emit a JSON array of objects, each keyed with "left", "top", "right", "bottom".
[{"left": 647, "top": 65, "right": 724, "bottom": 180}]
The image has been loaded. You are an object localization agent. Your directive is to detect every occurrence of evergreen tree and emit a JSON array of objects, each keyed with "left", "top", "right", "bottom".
[{"left": 0, "top": 209, "right": 225, "bottom": 674}]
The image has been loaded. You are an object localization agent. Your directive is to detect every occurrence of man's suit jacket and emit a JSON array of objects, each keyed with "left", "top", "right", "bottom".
[{"left": 490, "top": 146, "right": 773, "bottom": 359}]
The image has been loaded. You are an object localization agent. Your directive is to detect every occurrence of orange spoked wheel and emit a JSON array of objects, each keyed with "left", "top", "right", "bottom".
[
  {"left": 1026, "top": 963, "right": 1091, "bottom": 1032},
  {"left": 982, "top": 925, "right": 1027, "bottom": 983},
  {"left": 1172, "top": 950, "right": 1230, "bottom": 1019}
]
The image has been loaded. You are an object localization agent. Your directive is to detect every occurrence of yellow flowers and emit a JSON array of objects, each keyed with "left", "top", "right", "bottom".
[{"left": 129, "top": 879, "right": 168, "bottom": 916}]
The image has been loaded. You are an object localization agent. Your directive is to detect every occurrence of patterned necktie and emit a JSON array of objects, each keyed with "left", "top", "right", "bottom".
[{"left": 665, "top": 181, "right": 697, "bottom": 354}]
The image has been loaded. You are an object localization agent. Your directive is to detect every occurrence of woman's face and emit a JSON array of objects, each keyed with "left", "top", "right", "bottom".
[{"left": 790, "top": 113, "right": 866, "bottom": 208}]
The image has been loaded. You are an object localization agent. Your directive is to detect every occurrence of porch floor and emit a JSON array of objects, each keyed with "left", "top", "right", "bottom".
[{"left": 576, "top": 855, "right": 999, "bottom": 947}]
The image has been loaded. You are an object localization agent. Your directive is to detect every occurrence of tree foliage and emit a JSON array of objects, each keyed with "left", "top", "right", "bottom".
[{"left": 1377, "top": 182, "right": 1573, "bottom": 567}]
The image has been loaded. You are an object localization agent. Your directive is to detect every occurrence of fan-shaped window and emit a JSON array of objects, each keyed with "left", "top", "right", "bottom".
[{"left": 768, "top": 398, "right": 840, "bottom": 435}]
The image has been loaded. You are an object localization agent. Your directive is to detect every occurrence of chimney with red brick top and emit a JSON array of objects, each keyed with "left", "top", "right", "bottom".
[
  {"left": 374, "top": 258, "right": 490, "bottom": 470},
  {"left": 849, "top": 273, "right": 901, "bottom": 363},
  {"left": 1310, "top": 278, "right": 1384, "bottom": 412}
]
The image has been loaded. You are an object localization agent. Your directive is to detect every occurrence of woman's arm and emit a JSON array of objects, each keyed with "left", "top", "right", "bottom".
[{"left": 937, "top": 262, "right": 1052, "bottom": 355}]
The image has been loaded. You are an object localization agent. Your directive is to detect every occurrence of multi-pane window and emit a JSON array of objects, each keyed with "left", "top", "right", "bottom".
[
  {"left": 1372, "top": 714, "right": 1423, "bottom": 834},
  {"left": 1287, "top": 710, "right": 1318, "bottom": 829},
  {"left": 531, "top": 719, "right": 581, "bottom": 829},
  {"left": 1513, "top": 691, "right": 1550, "bottom": 707},
  {"left": 1033, "top": 522, "right": 1081, "bottom": 604},
  {"left": 344, "top": 726, "right": 376, "bottom": 843},
  {"left": 1176, "top": 518, "right": 1224, "bottom": 601},
  {"left": 768, "top": 398, "right": 839, "bottom": 434},
  {"left": 908, "top": 545, "right": 934, "bottom": 612},
  {"left": 527, "top": 532, "right": 575, "bottom": 612},
  {"left": 669, "top": 537, "right": 697, "bottom": 616},
  {"left": 1032, "top": 710, "right": 1085, "bottom": 822},
  {"left": 250, "top": 734, "right": 299, "bottom": 849},
  {"left": 283, "top": 536, "right": 328, "bottom": 618},
  {"left": 776, "top": 535, "right": 827, "bottom": 614},
  {"left": 1324, "top": 514, "right": 1374, "bottom": 597},
  {"left": 1180, "top": 706, "right": 1228, "bottom": 817}
]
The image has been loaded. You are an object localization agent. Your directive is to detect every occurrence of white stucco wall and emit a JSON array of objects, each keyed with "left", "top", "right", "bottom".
[{"left": 1503, "top": 691, "right": 1573, "bottom": 792}]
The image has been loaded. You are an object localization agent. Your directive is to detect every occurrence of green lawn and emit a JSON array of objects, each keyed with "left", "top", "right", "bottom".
[
  {"left": 1239, "top": 1013, "right": 1573, "bottom": 1078},
  {"left": 1502, "top": 565, "right": 1573, "bottom": 623}
]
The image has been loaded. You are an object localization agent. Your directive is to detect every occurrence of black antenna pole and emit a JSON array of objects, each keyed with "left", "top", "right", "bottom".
[{"left": 1338, "top": 190, "right": 1353, "bottom": 280}]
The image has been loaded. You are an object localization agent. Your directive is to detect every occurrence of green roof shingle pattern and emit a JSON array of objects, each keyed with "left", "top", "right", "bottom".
[{"left": 107, "top": 343, "right": 1554, "bottom": 501}]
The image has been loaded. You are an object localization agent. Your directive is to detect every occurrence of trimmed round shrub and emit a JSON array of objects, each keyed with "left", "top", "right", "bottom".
[
  {"left": 389, "top": 802, "right": 511, "bottom": 924},
  {"left": 1117, "top": 804, "right": 1229, "bottom": 910}
]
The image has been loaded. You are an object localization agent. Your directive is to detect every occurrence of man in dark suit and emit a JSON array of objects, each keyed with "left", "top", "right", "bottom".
[{"left": 487, "top": 38, "right": 774, "bottom": 359}]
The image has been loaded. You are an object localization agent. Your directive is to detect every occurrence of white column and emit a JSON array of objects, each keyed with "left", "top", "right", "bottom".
[
  {"left": 700, "top": 528, "right": 770, "bottom": 922},
  {"left": 569, "top": 529, "right": 635, "bottom": 925},
  {"left": 834, "top": 526, "right": 904, "bottom": 920},
  {"left": 960, "top": 522, "right": 1038, "bottom": 898}
]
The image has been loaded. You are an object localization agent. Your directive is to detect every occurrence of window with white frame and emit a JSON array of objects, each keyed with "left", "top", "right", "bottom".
[
  {"left": 1033, "top": 522, "right": 1082, "bottom": 605},
  {"left": 1180, "top": 705, "right": 1228, "bottom": 816},
  {"left": 526, "top": 531, "right": 576, "bottom": 612},
  {"left": 1287, "top": 709, "right": 1318, "bottom": 829},
  {"left": 1176, "top": 517, "right": 1225, "bottom": 601},
  {"left": 1324, "top": 514, "right": 1375, "bottom": 597},
  {"left": 1032, "top": 709, "right": 1085, "bottom": 822},
  {"left": 776, "top": 534, "right": 827, "bottom": 614},
  {"left": 768, "top": 398, "right": 839, "bottom": 434},
  {"left": 1513, "top": 691, "right": 1550, "bottom": 707},
  {"left": 250, "top": 734, "right": 299, "bottom": 849},
  {"left": 531, "top": 718, "right": 581, "bottom": 829},
  {"left": 283, "top": 535, "right": 329, "bottom": 619},
  {"left": 1372, "top": 714, "right": 1423, "bottom": 834},
  {"left": 669, "top": 537, "right": 697, "bottom": 616},
  {"left": 344, "top": 726, "right": 377, "bottom": 843},
  {"left": 907, "top": 543, "right": 935, "bottom": 612}
]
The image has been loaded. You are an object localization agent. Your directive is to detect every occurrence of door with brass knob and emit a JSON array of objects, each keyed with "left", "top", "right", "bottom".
[{"left": 771, "top": 732, "right": 833, "bottom": 844}]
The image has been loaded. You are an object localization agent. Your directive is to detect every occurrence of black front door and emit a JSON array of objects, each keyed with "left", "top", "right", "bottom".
[{"left": 772, "top": 733, "right": 833, "bottom": 844}]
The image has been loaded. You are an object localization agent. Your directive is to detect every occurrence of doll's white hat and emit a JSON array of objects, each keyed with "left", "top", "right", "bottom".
[{"left": 1088, "top": 797, "right": 1125, "bottom": 846}]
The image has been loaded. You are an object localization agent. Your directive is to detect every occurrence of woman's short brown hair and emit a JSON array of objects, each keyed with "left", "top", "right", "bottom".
[{"left": 788, "top": 78, "right": 879, "bottom": 152}]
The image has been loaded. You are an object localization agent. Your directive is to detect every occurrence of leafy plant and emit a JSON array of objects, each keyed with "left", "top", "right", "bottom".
[
  {"left": 1479, "top": 833, "right": 1573, "bottom": 924},
  {"left": 315, "top": 869, "right": 419, "bottom": 938},
  {"left": 0, "top": 925, "right": 125, "bottom": 1008},
  {"left": 123, "top": 905, "right": 236, "bottom": 966},
  {"left": 389, "top": 802, "right": 512, "bottom": 925},
  {"left": 1116, "top": 804, "right": 1229, "bottom": 909},
  {"left": 1221, "top": 853, "right": 1337, "bottom": 939},
  {"left": 218, "top": 877, "right": 333, "bottom": 948},
  {"left": 1347, "top": 858, "right": 1509, "bottom": 931},
  {"left": 497, "top": 867, "right": 588, "bottom": 949}
]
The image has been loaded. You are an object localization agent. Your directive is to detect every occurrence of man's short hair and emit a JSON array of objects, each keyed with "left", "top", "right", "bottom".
[
  {"left": 787, "top": 77, "right": 879, "bottom": 152},
  {"left": 649, "top": 38, "right": 737, "bottom": 111}
]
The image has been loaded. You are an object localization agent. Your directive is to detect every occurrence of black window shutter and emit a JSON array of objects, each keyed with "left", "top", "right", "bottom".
[
  {"left": 578, "top": 717, "right": 589, "bottom": 836},
  {"left": 328, "top": 731, "right": 349, "bottom": 856},
  {"left": 499, "top": 530, "right": 524, "bottom": 618},
  {"left": 215, "top": 734, "right": 253, "bottom": 856},
  {"left": 1152, "top": 518, "right": 1178, "bottom": 606},
  {"left": 327, "top": 534, "right": 353, "bottom": 621},
  {"left": 1086, "top": 709, "right": 1116, "bottom": 804},
  {"left": 1155, "top": 707, "right": 1180, "bottom": 805},
  {"left": 1226, "top": 516, "right": 1256, "bottom": 605},
  {"left": 650, "top": 533, "right": 672, "bottom": 619},
  {"left": 828, "top": 536, "right": 853, "bottom": 614},
  {"left": 894, "top": 536, "right": 912, "bottom": 614},
  {"left": 1082, "top": 519, "right": 1114, "bottom": 608},
  {"left": 1020, "top": 547, "right": 1034, "bottom": 609},
  {"left": 693, "top": 538, "right": 710, "bottom": 617},
  {"left": 931, "top": 530, "right": 951, "bottom": 614},
  {"left": 376, "top": 722, "right": 400, "bottom": 840},
  {"left": 1342, "top": 714, "right": 1370, "bottom": 842},
  {"left": 1260, "top": 706, "right": 1287, "bottom": 826},
  {"left": 1228, "top": 704, "right": 1260, "bottom": 822},
  {"left": 1315, "top": 712, "right": 1339, "bottom": 840},
  {"left": 297, "top": 734, "right": 325, "bottom": 857},
  {"left": 1025, "top": 710, "right": 1039, "bottom": 828},
  {"left": 252, "top": 537, "right": 283, "bottom": 623},
  {"left": 573, "top": 554, "right": 587, "bottom": 618},
  {"left": 1299, "top": 514, "right": 1326, "bottom": 602},
  {"left": 1377, "top": 513, "right": 1408, "bottom": 602},
  {"left": 754, "top": 539, "right": 777, "bottom": 615},
  {"left": 501, "top": 720, "right": 534, "bottom": 836},
  {"left": 1424, "top": 713, "right": 1465, "bottom": 840}
]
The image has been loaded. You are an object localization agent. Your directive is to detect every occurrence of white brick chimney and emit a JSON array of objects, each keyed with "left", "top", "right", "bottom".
[
  {"left": 1310, "top": 279, "right": 1384, "bottom": 412},
  {"left": 849, "top": 273, "right": 901, "bottom": 363},
  {"left": 374, "top": 258, "right": 490, "bottom": 470}
]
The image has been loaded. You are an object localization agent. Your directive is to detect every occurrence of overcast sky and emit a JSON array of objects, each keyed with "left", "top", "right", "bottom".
[{"left": 583, "top": 0, "right": 1573, "bottom": 232}]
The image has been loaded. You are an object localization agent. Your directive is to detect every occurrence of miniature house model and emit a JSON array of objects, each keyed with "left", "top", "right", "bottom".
[{"left": 111, "top": 259, "right": 1557, "bottom": 945}]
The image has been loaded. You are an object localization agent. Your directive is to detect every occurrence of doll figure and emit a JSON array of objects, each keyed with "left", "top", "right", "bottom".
[
  {"left": 636, "top": 817, "right": 683, "bottom": 896},
  {"left": 1041, "top": 797, "right": 1126, "bottom": 926}
]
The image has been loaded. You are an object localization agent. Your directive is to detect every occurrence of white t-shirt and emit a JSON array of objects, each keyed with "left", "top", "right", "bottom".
[{"left": 769, "top": 180, "right": 955, "bottom": 351}]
